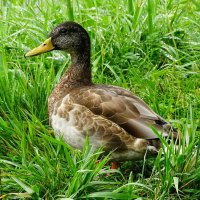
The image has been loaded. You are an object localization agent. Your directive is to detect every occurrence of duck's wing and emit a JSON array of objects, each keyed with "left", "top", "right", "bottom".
[{"left": 68, "top": 85, "right": 176, "bottom": 139}]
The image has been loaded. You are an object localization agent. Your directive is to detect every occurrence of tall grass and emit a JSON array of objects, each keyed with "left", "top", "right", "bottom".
[{"left": 0, "top": 0, "right": 199, "bottom": 199}]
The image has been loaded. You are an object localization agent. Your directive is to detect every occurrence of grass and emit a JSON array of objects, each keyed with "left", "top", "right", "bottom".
[{"left": 0, "top": 0, "right": 199, "bottom": 199}]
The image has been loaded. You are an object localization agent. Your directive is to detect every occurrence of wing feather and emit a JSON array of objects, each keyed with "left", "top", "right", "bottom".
[{"left": 68, "top": 85, "right": 173, "bottom": 139}]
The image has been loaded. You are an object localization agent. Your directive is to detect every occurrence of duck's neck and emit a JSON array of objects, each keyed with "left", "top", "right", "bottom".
[
  {"left": 69, "top": 51, "right": 92, "bottom": 85},
  {"left": 48, "top": 49, "right": 92, "bottom": 117}
]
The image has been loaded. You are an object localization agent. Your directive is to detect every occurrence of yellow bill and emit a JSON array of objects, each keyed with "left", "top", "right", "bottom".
[{"left": 25, "top": 37, "right": 55, "bottom": 57}]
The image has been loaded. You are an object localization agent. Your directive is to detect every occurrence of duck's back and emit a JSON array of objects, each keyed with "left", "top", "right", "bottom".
[
  {"left": 60, "top": 85, "right": 174, "bottom": 138},
  {"left": 50, "top": 85, "right": 177, "bottom": 160}
]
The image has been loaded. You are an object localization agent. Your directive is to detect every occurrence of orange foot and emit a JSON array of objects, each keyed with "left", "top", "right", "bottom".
[{"left": 111, "top": 161, "right": 119, "bottom": 169}]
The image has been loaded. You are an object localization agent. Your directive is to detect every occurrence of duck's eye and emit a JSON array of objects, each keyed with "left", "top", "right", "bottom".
[{"left": 60, "top": 28, "right": 68, "bottom": 34}]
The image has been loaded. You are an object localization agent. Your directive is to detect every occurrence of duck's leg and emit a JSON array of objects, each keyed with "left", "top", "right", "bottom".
[{"left": 111, "top": 161, "right": 119, "bottom": 169}]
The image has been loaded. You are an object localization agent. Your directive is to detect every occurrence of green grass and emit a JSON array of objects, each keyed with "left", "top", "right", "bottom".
[{"left": 0, "top": 0, "right": 200, "bottom": 199}]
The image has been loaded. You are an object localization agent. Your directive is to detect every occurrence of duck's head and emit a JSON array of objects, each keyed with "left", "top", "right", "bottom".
[{"left": 25, "top": 21, "right": 90, "bottom": 57}]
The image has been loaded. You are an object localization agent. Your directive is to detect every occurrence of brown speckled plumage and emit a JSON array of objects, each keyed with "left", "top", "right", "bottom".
[{"left": 26, "top": 21, "right": 178, "bottom": 162}]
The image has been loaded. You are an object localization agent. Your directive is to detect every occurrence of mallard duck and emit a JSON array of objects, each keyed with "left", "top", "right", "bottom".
[{"left": 25, "top": 21, "right": 178, "bottom": 166}]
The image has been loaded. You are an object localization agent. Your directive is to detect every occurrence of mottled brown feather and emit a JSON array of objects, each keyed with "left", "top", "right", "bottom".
[{"left": 66, "top": 85, "right": 172, "bottom": 139}]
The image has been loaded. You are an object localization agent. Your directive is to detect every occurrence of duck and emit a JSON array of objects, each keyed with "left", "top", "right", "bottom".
[{"left": 25, "top": 21, "right": 178, "bottom": 168}]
